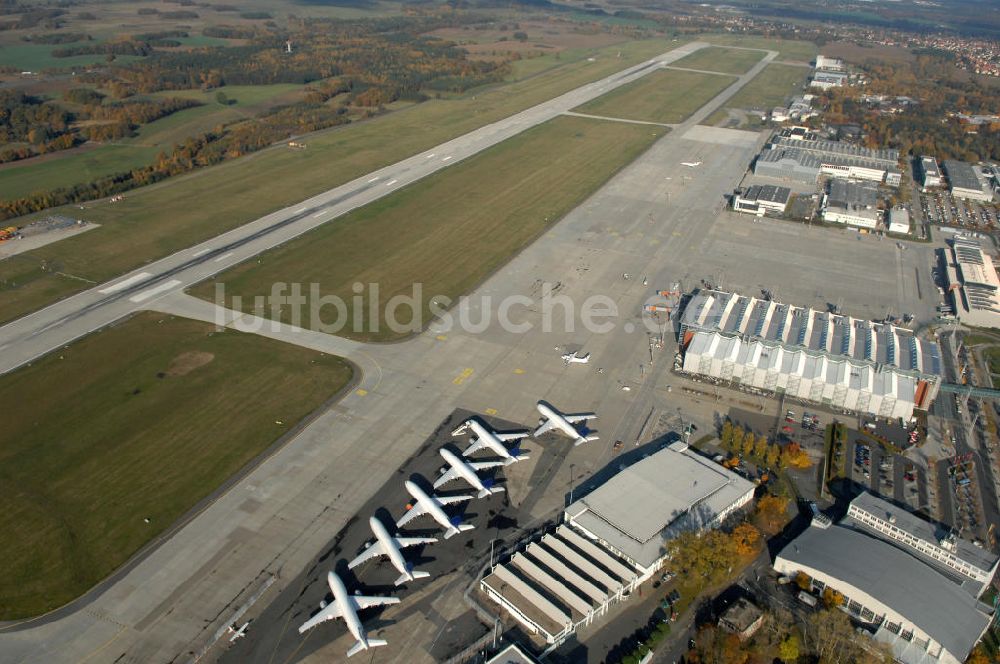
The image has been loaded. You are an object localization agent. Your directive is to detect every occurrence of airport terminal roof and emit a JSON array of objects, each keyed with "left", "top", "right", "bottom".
[
  {"left": 565, "top": 442, "right": 754, "bottom": 570},
  {"left": 944, "top": 160, "right": 986, "bottom": 193},
  {"left": 777, "top": 524, "right": 992, "bottom": 663},
  {"left": 846, "top": 492, "right": 998, "bottom": 578},
  {"left": 952, "top": 238, "right": 1000, "bottom": 318},
  {"left": 680, "top": 290, "right": 941, "bottom": 376}
]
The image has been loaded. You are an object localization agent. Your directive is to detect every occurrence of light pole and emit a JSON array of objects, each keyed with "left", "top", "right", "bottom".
[{"left": 569, "top": 463, "right": 576, "bottom": 504}]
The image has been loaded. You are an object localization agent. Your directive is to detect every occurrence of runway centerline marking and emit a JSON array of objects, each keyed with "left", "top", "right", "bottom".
[
  {"left": 442, "top": 156, "right": 453, "bottom": 162},
  {"left": 385, "top": 179, "right": 398, "bottom": 187},
  {"left": 129, "top": 279, "right": 183, "bottom": 303},
  {"left": 312, "top": 211, "right": 328, "bottom": 218},
  {"left": 425, "top": 153, "right": 436, "bottom": 158},
  {"left": 295, "top": 207, "right": 308, "bottom": 213},
  {"left": 214, "top": 252, "right": 234, "bottom": 263},
  {"left": 368, "top": 177, "right": 380, "bottom": 183},
  {"left": 99, "top": 272, "right": 152, "bottom": 294},
  {"left": 192, "top": 248, "right": 211, "bottom": 258}
]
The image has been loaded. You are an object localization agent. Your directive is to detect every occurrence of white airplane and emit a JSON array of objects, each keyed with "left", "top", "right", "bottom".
[
  {"left": 397, "top": 480, "right": 474, "bottom": 539},
  {"left": 348, "top": 516, "right": 437, "bottom": 586},
  {"left": 298, "top": 571, "right": 400, "bottom": 658},
  {"left": 681, "top": 161, "right": 702, "bottom": 168},
  {"left": 227, "top": 621, "right": 250, "bottom": 642},
  {"left": 434, "top": 448, "right": 506, "bottom": 498},
  {"left": 561, "top": 351, "right": 591, "bottom": 365},
  {"left": 534, "top": 401, "right": 598, "bottom": 446},
  {"left": 462, "top": 418, "right": 530, "bottom": 465}
]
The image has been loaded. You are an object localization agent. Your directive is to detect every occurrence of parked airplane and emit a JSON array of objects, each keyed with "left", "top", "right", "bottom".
[
  {"left": 397, "top": 480, "right": 474, "bottom": 539},
  {"left": 434, "top": 448, "right": 506, "bottom": 498},
  {"left": 534, "top": 401, "right": 598, "bottom": 446},
  {"left": 461, "top": 418, "right": 530, "bottom": 465},
  {"left": 348, "top": 516, "right": 437, "bottom": 586},
  {"left": 298, "top": 571, "right": 400, "bottom": 658},
  {"left": 561, "top": 351, "right": 591, "bottom": 365},
  {"left": 228, "top": 621, "right": 250, "bottom": 642},
  {"left": 681, "top": 161, "right": 702, "bottom": 168}
]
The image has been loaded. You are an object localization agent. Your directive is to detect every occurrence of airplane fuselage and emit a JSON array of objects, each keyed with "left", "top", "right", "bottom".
[
  {"left": 467, "top": 420, "right": 515, "bottom": 459},
  {"left": 404, "top": 480, "right": 455, "bottom": 532},
  {"left": 536, "top": 402, "right": 581, "bottom": 438},
  {"left": 370, "top": 516, "right": 411, "bottom": 582},
  {"left": 328, "top": 571, "right": 367, "bottom": 648},
  {"left": 440, "top": 448, "right": 488, "bottom": 493}
]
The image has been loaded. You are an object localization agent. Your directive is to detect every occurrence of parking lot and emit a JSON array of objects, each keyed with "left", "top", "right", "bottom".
[
  {"left": 844, "top": 435, "right": 929, "bottom": 513},
  {"left": 917, "top": 190, "right": 999, "bottom": 233}
]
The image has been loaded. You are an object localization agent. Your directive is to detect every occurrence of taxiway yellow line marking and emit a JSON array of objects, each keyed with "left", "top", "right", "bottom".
[{"left": 453, "top": 368, "right": 474, "bottom": 385}]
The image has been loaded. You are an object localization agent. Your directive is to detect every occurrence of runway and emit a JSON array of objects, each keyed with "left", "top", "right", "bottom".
[{"left": 0, "top": 43, "right": 795, "bottom": 663}]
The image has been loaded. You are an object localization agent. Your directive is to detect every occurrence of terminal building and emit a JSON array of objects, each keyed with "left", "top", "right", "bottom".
[
  {"left": 943, "top": 160, "right": 994, "bottom": 202},
  {"left": 945, "top": 237, "right": 1000, "bottom": 328},
  {"left": 732, "top": 184, "right": 791, "bottom": 217},
  {"left": 821, "top": 179, "right": 881, "bottom": 229},
  {"left": 753, "top": 132, "right": 901, "bottom": 187},
  {"left": 678, "top": 289, "right": 943, "bottom": 419},
  {"left": 480, "top": 442, "right": 755, "bottom": 647},
  {"left": 774, "top": 495, "right": 996, "bottom": 664},
  {"left": 918, "top": 156, "right": 942, "bottom": 189}
]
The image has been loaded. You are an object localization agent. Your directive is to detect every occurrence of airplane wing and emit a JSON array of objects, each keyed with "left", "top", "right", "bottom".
[
  {"left": 436, "top": 494, "right": 473, "bottom": 506},
  {"left": 566, "top": 413, "right": 597, "bottom": 423},
  {"left": 298, "top": 603, "right": 343, "bottom": 634},
  {"left": 396, "top": 501, "right": 428, "bottom": 528},
  {"left": 534, "top": 419, "right": 557, "bottom": 437},
  {"left": 347, "top": 540, "right": 387, "bottom": 569},
  {"left": 433, "top": 467, "right": 462, "bottom": 489},
  {"left": 470, "top": 459, "right": 507, "bottom": 471},
  {"left": 462, "top": 437, "right": 489, "bottom": 456},
  {"left": 395, "top": 535, "right": 437, "bottom": 548},
  {"left": 353, "top": 595, "right": 401, "bottom": 611},
  {"left": 498, "top": 432, "right": 528, "bottom": 441}
]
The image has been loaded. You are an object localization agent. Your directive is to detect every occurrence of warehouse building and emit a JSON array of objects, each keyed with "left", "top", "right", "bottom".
[
  {"left": 822, "top": 179, "right": 881, "bottom": 229},
  {"left": 564, "top": 441, "right": 755, "bottom": 579},
  {"left": 888, "top": 208, "right": 911, "bottom": 234},
  {"left": 678, "top": 289, "right": 942, "bottom": 419},
  {"left": 774, "top": 514, "right": 994, "bottom": 664},
  {"left": 753, "top": 134, "right": 901, "bottom": 186},
  {"left": 846, "top": 492, "right": 999, "bottom": 597},
  {"left": 944, "top": 160, "right": 993, "bottom": 202},
  {"left": 732, "top": 184, "right": 791, "bottom": 217},
  {"left": 918, "top": 156, "right": 942, "bottom": 189},
  {"left": 810, "top": 71, "right": 848, "bottom": 90},
  {"left": 946, "top": 237, "right": 1000, "bottom": 328},
  {"left": 814, "top": 55, "right": 846, "bottom": 71},
  {"left": 479, "top": 441, "right": 756, "bottom": 649}
]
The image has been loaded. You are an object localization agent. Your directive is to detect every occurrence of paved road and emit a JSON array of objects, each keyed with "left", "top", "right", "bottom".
[
  {"left": 0, "top": 43, "right": 779, "bottom": 664},
  {"left": 0, "top": 41, "right": 713, "bottom": 377}
]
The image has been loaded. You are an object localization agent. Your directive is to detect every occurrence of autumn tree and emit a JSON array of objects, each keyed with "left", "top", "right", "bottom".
[
  {"left": 756, "top": 494, "right": 789, "bottom": 533},
  {"left": 754, "top": 433, "right": 769, "bottom": 459},
  {"left": 781, "top": 442, "right": 812, "bottom": 469},
  {"left": 821, "top": 587, "right": 844, "bottom": 608},
  {"left": 795, "top": 571, "right": 811, "bottom": 590},
  {"left": 766, "top": 443, "right": 781, "bottom": 468},
  {"left": 742, "top": 431, "right": 756, "bottom": 457},
  {"left": 720, "top": 420, "right": 734, "bottom": 451},
  {"left": 731, "top": 523, "right": 761, "bottom": 556},
  {"left": 778, "top": 633, "right": 800, "bottom": 662}
]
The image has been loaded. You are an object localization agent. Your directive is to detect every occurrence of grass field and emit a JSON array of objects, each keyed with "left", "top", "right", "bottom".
[
  {"left": 0, "top": 38, "right": 675, "bottom": 325},
  {"left": 190, "top": 115, "right": 664, "bottom": 341},
  {"left": 0, "top": 312, "right": 352, "bottom": 619},
  {"left": 0, "top": 42, "right": 142, "bottom": 71},
  {"left": 702, "top": 34, "right": 818, "bottom": 63},
  {"left": 573, "top": 68, "right": 735, "bottom": 124},
  {"left": 0, "top": 144, "right": 160, "bottom": 200},
  {"left": 671, "top": 46, "right": 763, "bottom": 75},
  {"left": 702, "top": 63, "right": 811, "bottom": 127}
]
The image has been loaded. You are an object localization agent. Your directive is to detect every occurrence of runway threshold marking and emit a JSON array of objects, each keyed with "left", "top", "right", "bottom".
[
  {"left": 214, "top": 252, "right": 234, "bottom": 263},
  {"left": 99, "top": 272, "right": 152, "bottom": 294},
  {"left": 129, "top": 279, "right": 183, "bottom": 303},
  {"left": 453, "top": 367, "right": 474, "bottom": 385}
]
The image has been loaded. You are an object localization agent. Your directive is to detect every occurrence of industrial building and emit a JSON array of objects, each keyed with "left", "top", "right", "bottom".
[
  {"left": 945, "top": 237, "right": 1000, "bottom": 328},
  {"left": 565, "top": 441, "right": 755, "bottom": 578},
  {"left": 678, "top": 289, "right": 942, "bottom": 419},
  {"left": 732, "top": 184, "right": 791, "bottom": 217},
  {"left": 774, "top": 510, "right": 994, "bottom": 664},
  {"left": 944, "top": 160, "right": 993, "bottom": 202},
  {"left": 809, "top": 71, "right": 848, "bottom": 90},
  {"left": 481, "top": 441, "right": 759, "bottom": 646},
  {"left": 888, "top": 208, "right": 910, "bottom": 234},
  {"left": 845, "top": 492, "right": 999, "bottom": 597},
  {"left": 822, "top": 179, "right": 881, "bottom": 229},
  {"left": 918, "top": 156, "right": 942, "bottom": 189},
  {"left": 753, "top": 133, "right": 901, "bottom": 187},
  {"left": 718, "top": 598, "right": 765, "bottom": 640},
  {"left": 814, "top": 55, "right": 846, "bottom": 71}
]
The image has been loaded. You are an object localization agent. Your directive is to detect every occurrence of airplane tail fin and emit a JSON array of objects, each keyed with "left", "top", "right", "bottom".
[
  {"left": 444, "top": 524, "right": 475, "bottom": 539},
  {"left": 477, "top": 487, "right": 505, "bottom": 499},
  {"left": 574, "top": 435, "right": 599, "bottom": 446},
  {"left": 348, "top": 639, "right": 388, "bottom": 657},
  {"left": 395, "top": 570, "right": 430, "bottom": 586}
]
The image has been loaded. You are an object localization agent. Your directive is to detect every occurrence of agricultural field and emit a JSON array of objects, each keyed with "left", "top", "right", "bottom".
[
  {"left": 702, "top": 63, "right": 812, "bottom": 128},
  {"left": 573, "top": 68, "right": 735, "bottom": 124},
  {"left": 190, "top": 115, "right": 665, "bottom": 341},
  {"left": 0, "top": 144, "right": 159, "bottom": 200},
  {"left": 671, "top": 46, "right": 763, "bottom": 75},
  {"left": 0, "top": 312, "right": 352, "bottom": 619},
  {"left": 0, "top": 37, "right": 675, "bottom": 325}
]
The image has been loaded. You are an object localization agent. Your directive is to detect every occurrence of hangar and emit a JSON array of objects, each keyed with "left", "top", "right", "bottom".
[{"left": 678, "top": 290, "right": 942, "bottom": 419}]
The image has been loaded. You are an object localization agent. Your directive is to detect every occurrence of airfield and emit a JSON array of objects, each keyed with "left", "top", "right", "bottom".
[{"left": 0, "top": 39, "right": 943, "bottom": 664}]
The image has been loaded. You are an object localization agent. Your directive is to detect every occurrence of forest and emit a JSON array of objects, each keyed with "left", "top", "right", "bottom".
[{"left": 817, "top": 54, "right": 1000, "bottom": 162}]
